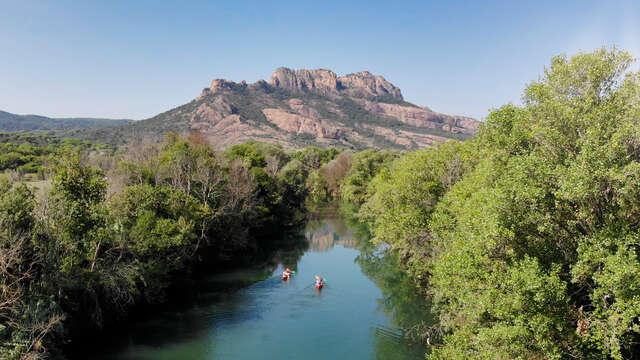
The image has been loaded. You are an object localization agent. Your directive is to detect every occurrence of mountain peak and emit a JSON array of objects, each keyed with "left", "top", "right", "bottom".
[
  {"left": 268, "top": 67, "right": 403, "bottom": 100},
  {"left": 338, "top": 71, "right": 402, "bottom": 101},
  {"left": 75, "top": 67, "right": 478, "bottom": 150},
  {"left": 199, "top": 79, "right": 240, "bottom": 99},
  {"left": 269, "top": 67, "right": 339, "bottom": 96}
]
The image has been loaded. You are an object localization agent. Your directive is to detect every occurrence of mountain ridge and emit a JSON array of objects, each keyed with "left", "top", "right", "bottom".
[
  {"left": 73, "top": 67, "right": 480, "bottom": 149},
  {"left": 0, "top": 110, "right": 132, "bottom": 131}
]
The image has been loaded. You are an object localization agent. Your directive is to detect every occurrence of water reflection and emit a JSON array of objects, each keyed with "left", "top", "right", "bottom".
[
  {"left": 305, "top": 218, "right": 358, "bottom": 251},
  {"left": 310, "top": 215, "right": 434, "bottom": 356},
  {"left": 304, "top": 215, "right": 433, "bottom": 357},
  {"left": 68, "top": 215, "right": 430, "bottom": 360}
]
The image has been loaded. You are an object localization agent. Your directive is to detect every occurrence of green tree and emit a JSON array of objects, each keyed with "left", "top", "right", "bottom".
[
  {"left": 428, "top": 48, "right": 640, "bottom": 359},
  {"left": 305, "top": 170, "right": 329, "bottom": 203},
  {"left": 341, "top": 149, "right": 398, "bottom": 207},
  {"left": 0, "top": 179, "right": 35, "bottom": 238},
  {"left": 50, "top": 151, "right": 108, "bottom": 273},
  {"left": 359, "top": 140, "right": 477, "bottom": 282},
  {"left": 0, "top": 180, "right": 65, "bottom": 359},
  {"left": 112, "top": 184, "right": 208, "bottom": 302}
]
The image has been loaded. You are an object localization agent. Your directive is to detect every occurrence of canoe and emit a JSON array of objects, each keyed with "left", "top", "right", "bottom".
[
  {"left": 282, "top": 274, "right": 290, "bottom": 280},
  {"left": 315, "top": 283, "right": 323, "bottom": 289}
]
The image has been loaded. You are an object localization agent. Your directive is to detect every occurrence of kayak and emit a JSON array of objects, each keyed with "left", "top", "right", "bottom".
[
  {"left": 282, "top": 274, "right": 290, "bottom": 280},
  {"left": 315, "top": 283, "right": 324, "bottom": 289}
]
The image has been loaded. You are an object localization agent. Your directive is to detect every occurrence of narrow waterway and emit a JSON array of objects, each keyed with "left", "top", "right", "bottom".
[{"left": 73, "top": 217, "right": 430, "bottom": 360}]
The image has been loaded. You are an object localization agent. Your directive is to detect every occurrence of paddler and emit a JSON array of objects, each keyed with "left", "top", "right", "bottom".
[{"left": 282, "top": 268, "right": 292, "bottom": 279}]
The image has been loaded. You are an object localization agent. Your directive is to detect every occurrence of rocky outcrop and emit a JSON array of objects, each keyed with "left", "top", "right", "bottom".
[
  {"left": 287, "top": 98, "right": 320, "bottom": 118},
  {"left": 198, "top": 79, "right": 239, "bottom": 99},
  {"left": 268, "top": 67, "right": 403, "bottom": 100},
  {"left": 262, "top": 108, "right": 344, "bottom": 139},
  {"left": 363, "top": 124, "right": 453, "bottom": 148},
  {"left": 190, "top": 97, "right": 236, "bottom": 130},
  {"left": 357, "top": 99, "right": 478, "bottom": 135},
  {"left": 338, "top": 71, "right": 402, "bottom": 100},
  {"left": 269, "top": 68, "right": 338, "bottom": 96},
  {"left": 210, "top": 79, "right": 238, "bottom": 92}
]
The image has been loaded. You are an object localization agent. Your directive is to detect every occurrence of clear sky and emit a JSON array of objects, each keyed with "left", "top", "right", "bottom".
[{"left": 1, "top": 0, "right": 638, "bottom": 120}]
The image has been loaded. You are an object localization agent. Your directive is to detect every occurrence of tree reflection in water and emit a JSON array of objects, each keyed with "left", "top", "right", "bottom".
[
  {"left": 308, "top": 207, "right": 437, "bottom": 356},
  {"left": 345, "top": 214, "right": 438, "bottom": 356}
]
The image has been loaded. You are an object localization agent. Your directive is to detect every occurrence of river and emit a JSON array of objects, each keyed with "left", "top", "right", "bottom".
[{"left": 70, "top": 216, "right": 431, "bottom": 359}]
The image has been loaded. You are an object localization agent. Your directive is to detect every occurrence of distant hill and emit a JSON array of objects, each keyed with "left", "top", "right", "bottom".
[
  {"left": 75, "top": 68, "right": 481, "bottom": 150},
  {"left": 0, "top": 110, "right": 132, "bottom": 131}
]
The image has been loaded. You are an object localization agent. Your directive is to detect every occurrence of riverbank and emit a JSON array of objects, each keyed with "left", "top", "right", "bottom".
[
  {"left": 0, "top": 139, "right": 341, "bottom": 359},
  {"left": 326, "top": 49, "right": 640, "bottom": 359},
  {"left": 64, "top": 224, "right": 310, "bottom": 359},
  {"left": 66, "top": 216, "right": 428, "bottom": 360}
]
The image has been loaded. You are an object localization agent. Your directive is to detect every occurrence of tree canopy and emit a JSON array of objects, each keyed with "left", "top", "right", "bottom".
[{"left": 350, "top": 48, "right": 640, "bottom": 359}]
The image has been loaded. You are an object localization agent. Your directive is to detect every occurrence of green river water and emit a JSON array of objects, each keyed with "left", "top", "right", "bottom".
[{"left": 71, "top": 216, "right": 431, "bottom": 359}]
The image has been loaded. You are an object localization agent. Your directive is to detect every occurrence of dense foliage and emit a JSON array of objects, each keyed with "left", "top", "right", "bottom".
[
  {"left": 0, "top": 134, "right": 338, "bottom": 359},
  {"left": 0, "top": 111, "right": 131, "bottom": 132},
  {"left": 342, "top": 48, "right": 640, "bottom": 359},
  {"left": 0, "top": 133, "right": 111, "bottom": 176}
]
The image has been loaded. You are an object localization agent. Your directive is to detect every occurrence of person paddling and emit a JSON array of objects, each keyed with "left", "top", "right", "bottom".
[
  {"left": 315, "top": 275, "right": 324, "bottom": 289},
  {"left": 282, "top": 268, "right": 292, "bottom": 280}
]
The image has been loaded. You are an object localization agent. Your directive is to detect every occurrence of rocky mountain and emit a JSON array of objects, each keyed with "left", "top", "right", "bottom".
[
  {"left": 79, "top": 68, "right": 479, "bottom": 149},
  {"left": 0, "top": 110, "right": 132, "bottom": 132}
]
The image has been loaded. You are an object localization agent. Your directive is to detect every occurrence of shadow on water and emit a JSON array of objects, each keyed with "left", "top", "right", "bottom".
[
  {"left": 67, "top": 228, "right": 310, "bottom": 359},
  {"left": 309, "top": 207, "right": 434, "bottom": 357},
  {"left": 344, "top": 216, "right": 436, "bottom": 358},
  {"left": 358, "top": 247, "right": 436, "bottom": 358},
  {"left": 68, "top": 208, "right": 432, "bottom": 360}
]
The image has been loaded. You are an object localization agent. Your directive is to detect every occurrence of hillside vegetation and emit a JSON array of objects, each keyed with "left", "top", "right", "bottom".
[
  {"left": 0, "top": 133, "right": 112, "bottom": 178},
  {"left": 0, "top": 111, "right": 131, "bottom": 132}
]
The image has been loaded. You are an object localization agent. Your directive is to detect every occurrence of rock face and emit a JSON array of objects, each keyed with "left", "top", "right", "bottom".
[
  {"left": 262, "top": 108, "right": 344, "bottom": 139},
  {"left": 81, "top": 67, "right": 480, "bottom": 150},
  {"left": 338, "top": 71, "right": 403, "bottom": 100},
  {"left": 198, "top": 79, "right": 239, "bottom": 99},
  {"left": 269, "top": 68, "right": 339, "bottom": 96},
  {"left": 268, "top": 67, "right": 403, "bottom": 101},
  {"left": 357, "top": 100, "right": 478, "bottom": 135}
]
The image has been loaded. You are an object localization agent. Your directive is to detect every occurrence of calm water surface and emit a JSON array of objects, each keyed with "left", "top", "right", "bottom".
[{"left": 76, "top": 217, "right": 429, "bottom": 360}]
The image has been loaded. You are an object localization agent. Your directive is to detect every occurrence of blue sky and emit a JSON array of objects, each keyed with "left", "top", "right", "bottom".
[{"left": 1, "top": 0, "right": 638, "bottom": 120}]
